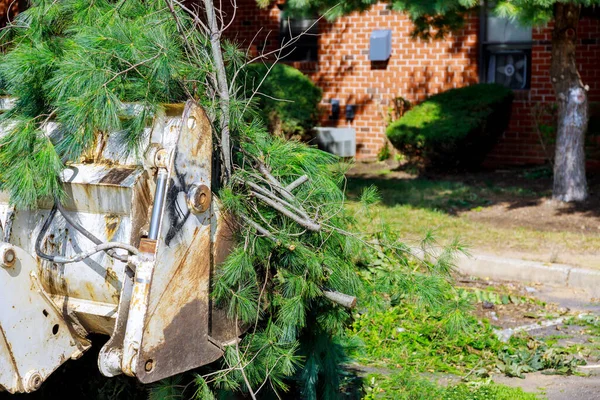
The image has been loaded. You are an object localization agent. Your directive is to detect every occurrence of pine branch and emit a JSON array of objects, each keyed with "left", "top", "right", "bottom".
[{"left": 249, "top": 190, "right": 321, "bottom": 232}]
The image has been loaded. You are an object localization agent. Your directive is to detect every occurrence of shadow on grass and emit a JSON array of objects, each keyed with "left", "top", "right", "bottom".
[
  {"left": 346, "top": 163, "right": 600, "bottom": 220},
  {"left": 345, "top": 165, "right": 587, "bottom": 216}
]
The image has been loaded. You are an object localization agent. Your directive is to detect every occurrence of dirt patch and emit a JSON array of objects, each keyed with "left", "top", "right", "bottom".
[
  {"left": 494, "top": 372, "right": 600, "bottom": 400},
  {"left": 456, "top": 276, "right": 567, "bottom": 330},
  {"left": 464, "top": 199, "right": 600, "bottom": 236}
]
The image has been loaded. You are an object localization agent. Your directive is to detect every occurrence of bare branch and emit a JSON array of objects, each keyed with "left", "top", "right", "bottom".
[
  {"left": 286, "top": 175, "right": 309, "bottom": 192},
  {"left": 250, "top": 190, "right": 321, "bottom": 231},
  {"left": 240, "top": 213, "right": 279, "bottom": 244},
  {"left": 171, "top": 0, "right": 210, "bottom": 33},
  {"left": 201, "top": 0, "right": 233, "bottom": 180}
]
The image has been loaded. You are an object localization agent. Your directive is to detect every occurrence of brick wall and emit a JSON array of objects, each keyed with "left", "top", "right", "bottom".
[
  {"left": 2, "top": 2, "right": 598, "bottom": 166},
  {"left": 307, "top": 4, "right": 480, "bottom": 159},
  {"left": 0, "top": 0, "right": 22, "bottom": 28},
  {"left": 228, "top": 2, "right": 479, "bottom": 159},
  {"left": 228, "top": 1, "right": 600, "bottom": 166}
]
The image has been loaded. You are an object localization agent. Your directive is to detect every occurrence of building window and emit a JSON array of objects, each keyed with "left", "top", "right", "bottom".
[
  {"left": 480, "top": 2, "right": 532, "bottom": 89},
  {"left": 279, "top": 16, "right": 318, "bottom": 62}
]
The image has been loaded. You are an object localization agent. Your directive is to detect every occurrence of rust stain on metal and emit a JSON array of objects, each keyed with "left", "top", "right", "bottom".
[
  {"left": 190, "top": 108, "right": 211, "bottom": 157},
  {"left": 98, "top": 168, "right": 135, "bottom": 185},
  {"left": 137, "top": 224, "right": 223, "bottom": 383},
  {"left": 138, "top": 238, "right": 157, "bottom": 254},
  {"left": 103, "top": 214, "right": 120, "bottom": 241},
  {"left": 39, "top": 242, "right": 68, "bottom": 297},
  {"left": 105, "top": 267, "right": 119, "bottom": 288},
  {"left": 130, "top": 172, "right": 152, "bottom": 248},
  {"left": 84, "top": 282, "right": 97, "bottom": 302}
]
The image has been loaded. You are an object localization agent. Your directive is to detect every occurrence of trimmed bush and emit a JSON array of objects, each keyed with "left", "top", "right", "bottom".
[
  {"left": 246, "top": 63, "right": 322, "bottom": 138},
  {"left": 386, "top": 83, "right": 514, "bottom": 168}
]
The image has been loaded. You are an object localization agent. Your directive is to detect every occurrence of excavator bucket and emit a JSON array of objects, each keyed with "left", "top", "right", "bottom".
[{"left": 0, "top": 100, "right": 239, "bottom": 393}]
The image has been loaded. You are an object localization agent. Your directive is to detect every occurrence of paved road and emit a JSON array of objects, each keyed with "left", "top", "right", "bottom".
[
  {"left": 494, "top": 372, "right": 600, "bottom": 400},
  {"left": 497, "top": 284, "right": 600, "bottom": 399}
]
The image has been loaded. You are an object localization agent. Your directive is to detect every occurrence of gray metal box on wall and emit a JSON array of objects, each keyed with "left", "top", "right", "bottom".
[
  {"left": 315, "top": 127, "right": 356, "bottom": 157},
  {"left": 369, "top": 29, "right": 392, "bottom": 61}
]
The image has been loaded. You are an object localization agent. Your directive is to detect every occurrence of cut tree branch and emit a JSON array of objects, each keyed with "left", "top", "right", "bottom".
[
  {"left": 286, "top": 175, "right": 308, "bottom": 192},
  {"left": 202, "top": 0, "right": 232, "bottom": 180},
  {"left": 323, "top": 291, "right": 357, "bottom": 309},
  {"left": 250, "top": 190, "right": 321, "bottom": 232}
]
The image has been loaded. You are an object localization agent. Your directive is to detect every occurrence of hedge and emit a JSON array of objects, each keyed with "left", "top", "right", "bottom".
[{"left": 386, "top": 84, "right": 514, "bottom": 168}]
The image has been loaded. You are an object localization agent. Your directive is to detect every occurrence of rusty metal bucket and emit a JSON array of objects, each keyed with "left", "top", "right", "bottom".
[{"left": 0, "top": 100, "right": 239, "bottom": 393}]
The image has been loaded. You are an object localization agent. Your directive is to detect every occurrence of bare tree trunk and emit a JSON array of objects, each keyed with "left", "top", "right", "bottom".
[
  {"left": 550, "top": 3, "right": 588, "bottom": 202},
  {"left": 203, "top": 0, "right": 232, "bottom": 181}
]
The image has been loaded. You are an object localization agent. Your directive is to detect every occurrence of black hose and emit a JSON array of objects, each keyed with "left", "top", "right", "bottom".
[
  {"left": 35, "top": 204, "right": 58, "bottom": 262},
  {"left": 36, "top": 202, "right": 133, "bottom": 263},
  {"left": 56, "top": 203, "right": 128, "bottom": 262}
]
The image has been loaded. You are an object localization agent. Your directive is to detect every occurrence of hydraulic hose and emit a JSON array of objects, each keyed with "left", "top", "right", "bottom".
[
  {"left": 35, "top": 203, "right": 138, "bottom": 264},
  {"left": 56, "top": 203, "right": 129, "bottom": 262}
]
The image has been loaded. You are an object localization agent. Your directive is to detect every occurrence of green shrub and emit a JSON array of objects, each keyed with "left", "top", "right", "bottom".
[
  {"left": 386, "top": 84, "right": 513, "bottom": 169},
  {"left": 246, "top": 63, "right": 322, "bottom": 138}
]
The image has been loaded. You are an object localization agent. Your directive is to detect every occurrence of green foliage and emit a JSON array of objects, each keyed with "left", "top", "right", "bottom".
[
  {"left": 0, "top": 0, "right": 214, "bottom": 207},
  {"left": 377, "top": 142, "right": 391, "bottom": 161},
  {"left": 0, "top": 2, "right": 507, "bottom": 399},
  {"left": 387, "top": 0, "right": 478, "bottom": 39},
  {"left": 350, "top": 303, "right": 499, "bottom": 374},
  {"left": 363, "top": 372, "right": 542, "bottom": 400},
  {"left": 498, "top": 334, "right": 585, "bottom": 378},
  {"left": 386, "top": 84, "right": 513, "bottom": 169},
  {"left": 245, "top": 63, "right": 322, "bottom": 139},
  {"left": 459, "top": 287, "right": 541, "bottom": 307},
  {"left": 349, "top": 284, "right": 586, "bottom": 387},
  {"left": 212, "top": 129, "right": 362, "bottom": 396},
  {"left": 148, "top": 376, "right": 185, "bottom": 400},
  {"left": 350, "top": 244, "right": 586, "bottom": 381},
  {"left": 0, "top": 2, "right": 371, "bottom": 397}
]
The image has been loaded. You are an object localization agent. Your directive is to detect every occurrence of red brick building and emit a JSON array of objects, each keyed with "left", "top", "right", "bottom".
[
  {"left": 2, "top": 2, "right": 599, "bottom": 166},
  {"left": 227, "top": 1, "right": 600, "bottom": 166}
]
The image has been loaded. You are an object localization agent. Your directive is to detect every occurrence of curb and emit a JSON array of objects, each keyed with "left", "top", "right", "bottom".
[{"left": 456, "top": 253, "right": 600, "bottom": 297}]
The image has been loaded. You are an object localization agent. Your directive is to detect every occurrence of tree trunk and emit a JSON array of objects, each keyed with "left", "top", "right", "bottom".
[{"left": 550, "top": 3, "right": 588, "bottom": 202}]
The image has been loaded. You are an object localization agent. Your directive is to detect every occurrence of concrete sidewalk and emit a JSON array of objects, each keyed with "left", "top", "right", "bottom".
[{"left": 457, "top": 253, "right": 600, "bottom": 298}]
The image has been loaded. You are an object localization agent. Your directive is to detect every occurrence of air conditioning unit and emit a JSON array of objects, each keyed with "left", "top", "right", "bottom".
[
  {"left": 488, "top": 50, "right": 528, "bottom": 90},
  {"left": 315, "top": 127, "right": 356, "bottom": 158}
]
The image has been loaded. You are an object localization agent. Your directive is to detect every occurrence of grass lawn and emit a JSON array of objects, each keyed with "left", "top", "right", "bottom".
[{"left": 345, "top": 163, "right": 600, "bottom": 269}]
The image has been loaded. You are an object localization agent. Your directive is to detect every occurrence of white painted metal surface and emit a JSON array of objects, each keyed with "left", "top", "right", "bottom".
[
  {"left": 0, "top": 101, "right": 239, "bottom": 393},
  {"left": 0, "top": 244, "right": 90, "bottom": 393}
]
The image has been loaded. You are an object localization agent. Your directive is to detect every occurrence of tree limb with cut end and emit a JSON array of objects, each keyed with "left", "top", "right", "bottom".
[{"left": 202, "top": 0, "right": 232, "bottom": 181}]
